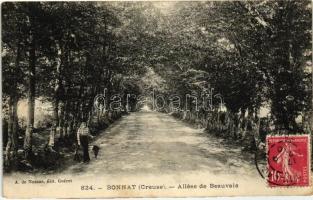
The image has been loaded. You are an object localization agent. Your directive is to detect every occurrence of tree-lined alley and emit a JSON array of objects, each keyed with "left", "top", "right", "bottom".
[{"left": 2, "top": 1, "right": 312, "bottom": 171}]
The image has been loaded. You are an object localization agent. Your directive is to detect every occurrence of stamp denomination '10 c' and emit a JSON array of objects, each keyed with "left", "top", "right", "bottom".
[{"left": 267, "top": 135, "right": 310, "bottom": 187}]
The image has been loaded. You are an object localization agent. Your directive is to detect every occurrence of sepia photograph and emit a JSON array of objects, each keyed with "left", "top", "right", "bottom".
[{"left": 1, "top": 0, "right": 313, "bottom": 198}]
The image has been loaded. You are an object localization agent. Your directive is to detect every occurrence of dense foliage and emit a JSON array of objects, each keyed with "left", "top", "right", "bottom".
[{"left": 2, "top": 1, "right": 312, "bottom": 170}]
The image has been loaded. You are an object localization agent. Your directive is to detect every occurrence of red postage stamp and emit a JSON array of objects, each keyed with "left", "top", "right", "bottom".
[{"left": 266, "top": 135, "right": 310, "bottom": 187}]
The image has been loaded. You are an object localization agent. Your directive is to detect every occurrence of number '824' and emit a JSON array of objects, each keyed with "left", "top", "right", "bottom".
[{"left": 81, "top": 185, "right": 94, "bottom": 190}]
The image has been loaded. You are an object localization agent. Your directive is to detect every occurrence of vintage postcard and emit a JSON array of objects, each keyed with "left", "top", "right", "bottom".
[{"left": 1, "top": 0, "right": 313, "bottom": 198}]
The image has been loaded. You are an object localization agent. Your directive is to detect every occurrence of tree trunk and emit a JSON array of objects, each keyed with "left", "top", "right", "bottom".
[
  {"left": 58, "top": 101, "right": 65, "bottom": 139},
  {"left": 243, "top": 108, "right": 257, "bottom": 151},
  {"left": 11, "top": 40, "right": 20, "bottom": 159},
  {"left": 233, "top": 113, "right": 239, "bottom": 139},
  {"left": 48, "top": 126, "right": 56, "bottom": 147},
  {"left": 244, "top": 108, "right": 254, "bottom": 139},
  {"left": 50, "top": 41, "right": 62, "bottom": 147},
  {"left": 228, "top": 112, "right": 235, "bottom": 137},
  {"left": 5, "top": 98, "right": 13, "bottom": 166},
  {"left": 12, "top": 96, "right": 19, "bottom": 157},
  {"left": 63, "top": 101, "right": 69, "bottom": 138},
  {"left": 238, "top": 108, "right": 246, "bottom": 139},
  {"left": 24, "top": 31, "right": 36, "bottom": 160}
]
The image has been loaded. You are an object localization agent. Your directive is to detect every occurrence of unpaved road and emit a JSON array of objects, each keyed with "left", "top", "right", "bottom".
[
  {"left": 8, "top": 111, "right": 298, "bottom": 198},
  {"left": 64, "top": 111, "right": 259, "bottom": 177}
]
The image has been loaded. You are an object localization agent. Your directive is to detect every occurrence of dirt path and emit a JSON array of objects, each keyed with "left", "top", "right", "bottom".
[{"left": 63, "top": 111, "right": 259, "bottom": 178}]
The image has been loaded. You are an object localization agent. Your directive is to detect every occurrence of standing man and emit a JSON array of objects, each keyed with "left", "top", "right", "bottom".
[{"left": 77, "top": 122, "right": 91, "bottom": 163}]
